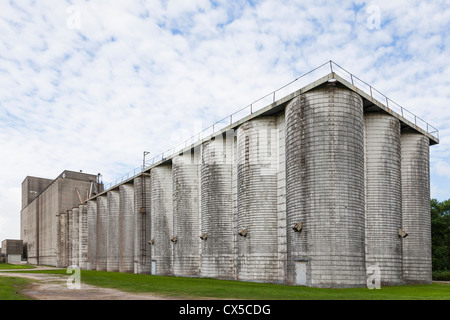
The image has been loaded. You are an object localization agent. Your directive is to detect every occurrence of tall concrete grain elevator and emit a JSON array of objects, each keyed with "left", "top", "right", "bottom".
[{"left": 24, "top": 62, "right": 439, "bottom": 288}]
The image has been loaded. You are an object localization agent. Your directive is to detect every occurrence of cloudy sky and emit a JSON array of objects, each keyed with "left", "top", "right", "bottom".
[{"left": 0, "top": 0, "right": 449, "bottom": 241}]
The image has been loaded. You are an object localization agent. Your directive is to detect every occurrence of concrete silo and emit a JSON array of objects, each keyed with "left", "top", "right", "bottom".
[
  {"left": 364, "top": 112, "right": 403, "bottom": 285},
  {"left": 119, "top": 184, "right": 135, "bottom": 273},
  {"left": 96, "top": 195, "right": 108, "bottom": 271},
  {"left": 134, "top": 175, "right": 152, "bottom": 274},
  {"left": 87, "top": 200, "right": 97, "bottom": 270},
  {"left": 401, "top": 132, "right": 432, "bottom": 284},
  {"left": 236, "top": 117, "right": 279, "bottom": 283},
  {"left": 200, "top": 132, "right": 235, "bottom": 279},
  {"left": 78, "top": 204, "right": 88, "bottom": 270},
  {"left": 285, "top": 85, "right": 366, "bottom": 288},
  {"left": 172, "top": 150, "right": 201, "bottom": 277},
  {"left": 71, "top": 207, "right": 79, "bottom": 267},
  {"left": 150, "top": 164, "right": 174, "bottom": 276},
  {"left": 107, "top": 190, "right": 120, "bottom": 272}
]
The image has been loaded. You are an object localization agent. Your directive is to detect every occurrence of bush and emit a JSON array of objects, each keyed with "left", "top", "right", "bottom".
[{"left": 432, "top": 270, "right": 450, "bottom": 281}]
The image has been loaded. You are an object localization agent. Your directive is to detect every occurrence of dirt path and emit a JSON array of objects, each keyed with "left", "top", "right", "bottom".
[{"left": 0, "top": 267, "right": 180, "bottom": 300}]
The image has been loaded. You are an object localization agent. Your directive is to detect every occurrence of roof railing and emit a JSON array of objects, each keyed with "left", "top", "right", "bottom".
[{"left": 103, "top": 60, "right": 439, "bottom": 190}]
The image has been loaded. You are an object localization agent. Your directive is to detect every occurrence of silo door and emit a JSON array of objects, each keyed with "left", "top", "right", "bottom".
[
  {"left": 295, "top": 261, "right": 307, "bottom": 286},
  {"left": 151, "top": 260, "right": 156, "bottom": 274}
]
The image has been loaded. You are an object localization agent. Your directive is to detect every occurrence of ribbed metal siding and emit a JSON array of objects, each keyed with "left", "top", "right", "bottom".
[
  {"left": 150, "top": 164, "right": 174, "bottom": 276},
  {"left": 401, "top": 132, "right": 432, "bottom": 284},
  {"left": 119, "top": 184, "right": 135, "bottom": 273},
  {"left": 107, "top": 190, "right": 120, "bottom": 272},
  {"left": 200, "top": 133, "right": 235, "bottom": 279},
  {"left": 286, "top": 86, "right": 366, "bottom": 288},
  {"left": 236, "top": 117, "right": 279, "bottom": 282},
  {"left": 96, "top": 195, "right": 108, "bottom": 271},
  {"left": 87, "top": 200, "right": 97, "bottom": 270},
  {"left": 364, "top": 112, "right": 403, "bottom": 285},
  {"left": 172, "top": 151, "right": 201, "bottom": 277}
]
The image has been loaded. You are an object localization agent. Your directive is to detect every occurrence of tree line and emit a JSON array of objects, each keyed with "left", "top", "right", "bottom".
[{"left": 431, "top": 198, "right": 450, "bottom": 275}]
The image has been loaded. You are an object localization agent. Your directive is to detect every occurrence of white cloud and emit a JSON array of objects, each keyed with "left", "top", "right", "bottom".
[{"left": 0, "top": 0, "right": 449, "bottom": 241}]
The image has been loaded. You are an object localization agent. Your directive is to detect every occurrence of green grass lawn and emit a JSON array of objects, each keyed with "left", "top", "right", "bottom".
[
  {"left": 0, "top": 276, "right": 32, "bottom": 300},
  {"left": 9, "top": 268, "right": 450, "bottom": 300},
  {"left": 0, "top": 263, "right": 35, "bottom": 270}
]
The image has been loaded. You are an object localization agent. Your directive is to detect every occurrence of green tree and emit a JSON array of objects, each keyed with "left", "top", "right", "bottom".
[{"left": 431, "top": 198, "right": 450, "bottom": 271}]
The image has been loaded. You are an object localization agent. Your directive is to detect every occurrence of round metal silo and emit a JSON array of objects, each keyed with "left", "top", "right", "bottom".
[
  {"left": 87, "top": 200, "right": 97, "bottom": 270},
  {"left": 119, "top": 184, "right": 135, "bottom": 273},
  {"left": 107, "top": 190, "right": 120, "bottom": 272},
  {"left": 96, "top": 195, "right": 108, "bottom": 271},
  {"left": 236, "top": 117, "right": 279, "bottom": 283},
  {"left": 285, "top": 85, "right": 366, "bottom": 288},
  {"left": 401, "top": 132, "right": 431, "bottom": 284},
  {"left": 200, "top": 132, "right": 235, "bottom": 280},
  {"left": 364, "top": 112, "right": 403, "bottom": 285},
  {"left": 150, "top": 164, "right": 174, "bottom": 276},
  {"left": 172, "top": 149, "right": 201, "bottom": 277}
]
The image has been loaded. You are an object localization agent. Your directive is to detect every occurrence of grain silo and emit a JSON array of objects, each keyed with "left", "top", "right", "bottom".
[
  {"left": 200, "top": 132, "right": 235, "bottom": 279},
  {"left": 119, "top": 184, "right": 135, "bottom": 273},
  {"left": 36, "top": 61, "right": 438, "bottom": 288},
  {"left": 286, "top": 85, "right": 366, "bottom": 288},
  {"left": 364, "top": 112, "right": 403, "bottom": 285},
  {"left": 236, "top": 117, "right": 280, "bottom": 283},
  {"left": 96, "top": 195, "right": 108, "bottom": 271},
  {"left": 87, "top": 199, "right": 97, "bottom": 270},
  {"left": 78, "top": 204, "right": 88, "bottom": 270},
  {"left": 107, "top": 190, "right": 120, "bottom": 272},
  {"left": 150, "top": 164, "right": 174, "bottom": 276},
  {"left": 172, "top": 149, "right": 201, "bottom": 277},
  {"left": 401, "top": 132, "right": 432, "bottom": 284}
]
